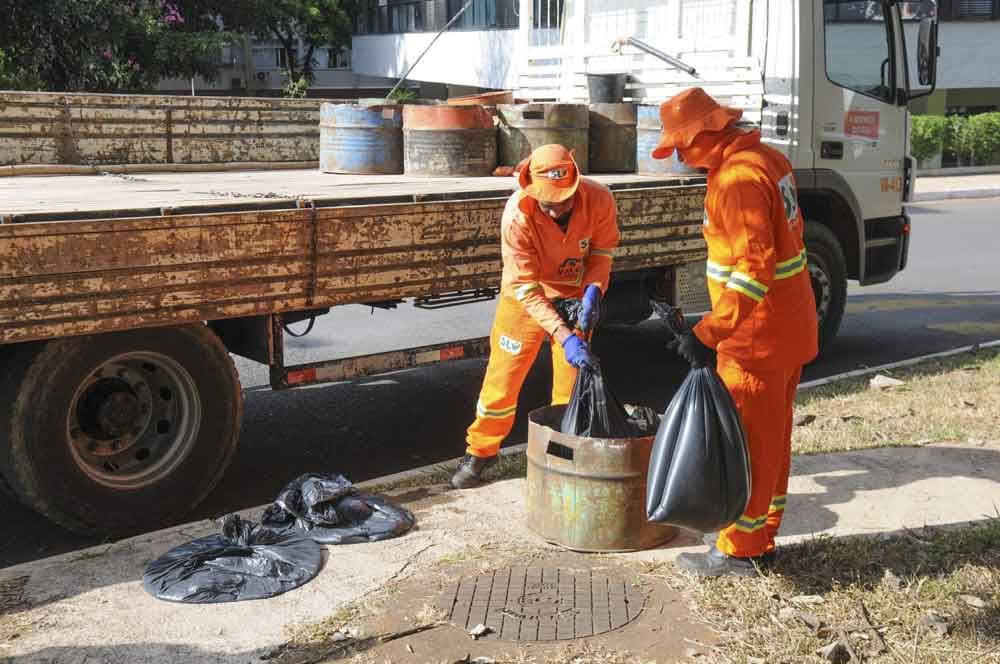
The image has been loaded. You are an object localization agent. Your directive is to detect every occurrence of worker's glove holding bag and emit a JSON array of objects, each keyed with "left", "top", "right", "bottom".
[
  {"left": 675, "top": 330, "right": 713, "bottom": 368},
  {"left": 561, "top": 334, "right": 598, "bottom": 370},
  {"left": 578, "top": 285, "right": 603, "bottom": 333}
]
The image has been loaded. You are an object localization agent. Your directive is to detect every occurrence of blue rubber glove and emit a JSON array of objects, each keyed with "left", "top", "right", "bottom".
[
  {"left": 579, "top": 285, "right": 602, "bottom": 333},
  {"left": 562, "top": 334, "right": 598, "bottom": 369}
]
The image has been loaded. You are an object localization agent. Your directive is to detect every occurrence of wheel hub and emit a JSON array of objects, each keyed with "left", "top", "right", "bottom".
[
  {"left": 67, "top": 353, "right": 201, "bottom": 489},
  {"left": 97, "top": 392, "right": 142, "bottom": 438}
]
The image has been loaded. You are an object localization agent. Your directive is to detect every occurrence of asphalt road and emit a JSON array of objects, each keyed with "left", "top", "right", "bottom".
[{"left": 2, "top": 197, "right": 998, "bottom": 568}]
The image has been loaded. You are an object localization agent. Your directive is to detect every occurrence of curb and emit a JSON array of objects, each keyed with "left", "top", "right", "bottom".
[
  {"left": 911, "top": 187, "right": 1000, "bottom": 202},
  {"left": 7, "top": 341, "right": 997, "bottom": 573},
  {"left": 798, "top": 339, "right": 1000, "bottom": 391}
]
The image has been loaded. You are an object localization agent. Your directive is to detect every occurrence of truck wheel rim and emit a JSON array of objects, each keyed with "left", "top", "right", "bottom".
[
  {"left": 67, "top": 352, "right": 202, "bottom": 489},
  {"left": 808, "top": 258, "right": 833, "bottom": 324}
]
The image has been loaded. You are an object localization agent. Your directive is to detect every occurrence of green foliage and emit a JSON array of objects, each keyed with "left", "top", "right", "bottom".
[
  {"left": 219, "top": 1, "right": 356, "bottom": 83},
  {"left": 909, "top": 115, "right": 948, "bottom": 162},
  {"left": 387, "top": 87, "right": 418, "bottom": 103},
  {"left": 0, "top": 0, "right": 234, "bottom": 92},
  {"left": 966, "top": 113, "right": 1000, "bottom": 165},
  {"left": 946, "top": 115, "right": 974, "bottom": 164},
  {"left": 283, "top": 76, "right": 310, "bottom": 98},
  {"left": 911, "top": 113, "right": 1000, "bottom": 166}
]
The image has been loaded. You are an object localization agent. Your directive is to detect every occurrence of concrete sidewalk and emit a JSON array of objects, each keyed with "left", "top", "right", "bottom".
[
  {"left": 1, "top": 439, "right": 998, "bottom": 663},
  {"left": 914, "top": 172, "right": 1000, "bottom": 201}
]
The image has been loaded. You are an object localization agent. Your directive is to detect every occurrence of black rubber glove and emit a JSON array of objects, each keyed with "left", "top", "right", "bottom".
[{"left": 675, "top": 330, "right": 713, "bottom": 368}]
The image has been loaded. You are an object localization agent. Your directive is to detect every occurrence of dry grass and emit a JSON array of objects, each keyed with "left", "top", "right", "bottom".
[
  {"left": 643, "top": 519, "right": 1000, "bottom": 664},
  {"left": 793, "top": 348, "right": 1000, "bottom": 454}
]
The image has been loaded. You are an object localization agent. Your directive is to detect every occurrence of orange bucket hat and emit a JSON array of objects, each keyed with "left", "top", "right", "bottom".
[
  {"left": 651, "top": 87, "right": 742, "bottom": 159},
  {"left": 518, "top": 144, "right": 581, "bottom": 203}
]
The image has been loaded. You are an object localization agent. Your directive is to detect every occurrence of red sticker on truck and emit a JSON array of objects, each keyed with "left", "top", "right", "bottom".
[{"left": 845, "top": 111, "right": 880, "bottom": 139}]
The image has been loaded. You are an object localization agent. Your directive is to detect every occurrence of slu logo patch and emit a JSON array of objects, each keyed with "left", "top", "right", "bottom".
[
  {"left": 778, "top": 173, "right": 800, "bottom": 227},
  {"left": 499, "top": 335, "right": 523, "bottom": 355}
]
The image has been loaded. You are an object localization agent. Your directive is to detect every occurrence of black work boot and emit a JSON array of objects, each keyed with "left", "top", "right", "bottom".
[
  {"left": 450, "top": 454, "right": 498, "bottom": 489},
  {"left": 675, "top": 545, "right": 769, "bottom": 577},
  {"left": 702, "top": 532, "right": 777, "bottom": 565}
]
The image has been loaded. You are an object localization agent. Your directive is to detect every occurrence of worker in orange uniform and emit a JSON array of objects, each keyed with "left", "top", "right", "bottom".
[
  {"left": 451, "top": 144, "right": 620, "bottom": 489},
  {"left": 651, "top": 88, "right": 818, "bottom": 576}
]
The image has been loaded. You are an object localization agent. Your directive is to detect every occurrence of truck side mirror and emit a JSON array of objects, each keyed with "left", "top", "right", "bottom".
[{"left": 917, "top": 17, "right": 938, "bottom": 87}]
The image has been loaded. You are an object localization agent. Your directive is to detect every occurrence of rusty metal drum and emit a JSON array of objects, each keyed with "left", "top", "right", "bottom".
[
  {"left": 637, "top": 104, "right": 701, "bottom": 175},
  {"left": 496, "top": 104, "right": 590, "bottom": 173},
  {"left": 319, "top": 103, "right": 403, "bottom": 175},
  {"left": 402, "top": 105, "right": 497, "bottom": 177},
  {"left": 526, "top": 405, "right": 678, "bottom": 553},
  {"left": 588, "top": 103, "right": 637, "bottom": 173}
]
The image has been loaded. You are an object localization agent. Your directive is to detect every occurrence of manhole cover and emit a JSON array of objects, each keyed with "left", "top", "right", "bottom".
[{"left": 439, "top": 567, "right": 645, "bottom": 641}]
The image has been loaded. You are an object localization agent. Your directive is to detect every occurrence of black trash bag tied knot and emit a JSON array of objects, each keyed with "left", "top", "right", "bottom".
[{"left": 262, "top": 473, "right": 416, "bottom": 545}]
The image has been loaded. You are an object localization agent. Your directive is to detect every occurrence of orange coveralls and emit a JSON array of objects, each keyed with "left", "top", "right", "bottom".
[
  {"left": 693, "top": 130, "right": 818, "bottom": 558},
  {"left": 465, "top": 178, "right": 620, "bottom": 458}
]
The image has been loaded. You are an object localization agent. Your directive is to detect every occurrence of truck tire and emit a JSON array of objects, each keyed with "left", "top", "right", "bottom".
[
  {"left": 804, "top": 221, "right": 848, "bottom": 354},
  {"left": 0, "top": 325, "right": 242, "bottom": 536}
]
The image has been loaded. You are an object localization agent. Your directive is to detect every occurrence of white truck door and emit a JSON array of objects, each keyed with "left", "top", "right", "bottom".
[{"left": 813, "top": 0, "right": 908, "bottom": 220}]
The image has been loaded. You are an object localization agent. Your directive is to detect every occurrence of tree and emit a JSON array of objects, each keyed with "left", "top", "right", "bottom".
[
  {"left": 0, "top": 0, "right": 234, "bottom": 92},
  {"left": 220, "top": 0, "right": 357, "bottom": 84}
]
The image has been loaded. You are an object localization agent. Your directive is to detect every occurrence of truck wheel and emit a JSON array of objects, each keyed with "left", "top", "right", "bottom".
[
  {"left": 804, "top": 221, "right": 848, "bottom": 354},
  {"left": 0, "top": 325, "right": 242, "bottom": 536}
]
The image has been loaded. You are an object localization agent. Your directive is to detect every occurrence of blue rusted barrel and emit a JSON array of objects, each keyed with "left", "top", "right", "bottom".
[
  {"left": 636, "top": 104, "right": 698, "bottom": 175},
  {"left": 403, "top": 105, "right": 497, "bottom": 177},
  {"left": 320, "top": 103, "right": 403, "bottom": 175}
]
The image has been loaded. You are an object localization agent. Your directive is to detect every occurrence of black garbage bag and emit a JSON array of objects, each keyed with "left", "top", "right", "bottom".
[
  {"left": 560, "top": 363, "right": 639, "bottom": 438},
  {"left": 646, "top": 366, "right": 750, "bottom": 532},
  {"left": 142, "top": 514, "right": 322, "bottom": 604},
  {"left": 554, "top": 298, "right": 582, "bottom": 329},
  {"left": 261, "top": 473, "right": 415, "bottom": 545}
]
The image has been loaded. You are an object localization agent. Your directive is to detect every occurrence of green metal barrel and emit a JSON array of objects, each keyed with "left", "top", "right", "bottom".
[
  {"left": 496, "top": 104, "right": 590, "bottom": 173},
  {"left": 526, "top": 405, "right": 678, "bottom": 553},
  {"left": 588, "top": 103, "right": 637, "bottom": 173}
]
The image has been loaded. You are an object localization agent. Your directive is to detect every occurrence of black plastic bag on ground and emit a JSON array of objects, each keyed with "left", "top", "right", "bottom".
[
  {"left": 261, "top": 473, "right": 415, "bottom": 545},
  {"left": 646, "top": 366, "right": 750, "bottom": 532},
  {"left": 560, "top": 363, "right": 638, "bottom": 438},
  {"left": 142, "top": 514, "right": 322, "bottom": 604}
]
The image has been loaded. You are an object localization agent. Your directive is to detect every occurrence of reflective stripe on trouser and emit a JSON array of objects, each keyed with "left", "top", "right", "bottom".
[
  {"left": 466, "top": 295, "right": 578, "bottom": 458},
  {"left": 714, "top": 354, "right": 803, "bottom": 558}
]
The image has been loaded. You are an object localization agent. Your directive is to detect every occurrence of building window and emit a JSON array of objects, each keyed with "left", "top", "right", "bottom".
[
  {"left": 354, "top": 0, "right": 517, "bottom": 33},
  {"left": 448, "top": 0, "right": 517, "bottom": 28},
  {"left": 327, "top": 47, "right": 351, "bottom": 69},
  {"left": 532, "top": 0, "right": 563, "bottom": 29},
  {"left": 938, "top": 0, "right": 998, "bottom": 19}
]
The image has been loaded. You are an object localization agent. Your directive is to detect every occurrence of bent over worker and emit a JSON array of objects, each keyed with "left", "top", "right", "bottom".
[
  {"left": 450, "top": 144, "right": 620, "bottom": 489},
  {"left": 652, "top": 88, "right": 818, "bottom": 576}
]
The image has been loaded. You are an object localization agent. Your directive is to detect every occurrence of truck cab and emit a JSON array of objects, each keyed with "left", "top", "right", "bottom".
[{"left": 517, "top": 0, "right": 938, "bottom": 347}]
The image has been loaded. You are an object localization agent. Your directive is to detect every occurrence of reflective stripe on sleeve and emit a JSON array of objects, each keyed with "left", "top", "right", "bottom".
[
  {"left": 514, "top": 282, "right": 543, "bottom": 301},
  {"left": 726, "top": 271, "right": 769, "bottom": 302},
  {"left": 774, "top": 249, "right": 807, "bottom": 280},
  {"left": 706, "top": 260, "right": 734, "bottom": 284}
]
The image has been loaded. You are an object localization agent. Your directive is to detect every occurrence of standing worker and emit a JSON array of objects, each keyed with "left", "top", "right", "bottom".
[
  {"left": 450, "top": 144, "right": 621, "bottom": 489},
  {"left": 651, "top": 88, "right": 818, "bottom": 575}
]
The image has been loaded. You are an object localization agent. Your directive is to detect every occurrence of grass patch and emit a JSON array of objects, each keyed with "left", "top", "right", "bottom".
[
  {"left": 645, "top": 519, "right": 1000, "bottom": 663},
  {"left": 365, "top": 448, "right": 529, "bottom": 495},
  {"left": 793, "top": 348, "right": 1000, "bottom": 454}
]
